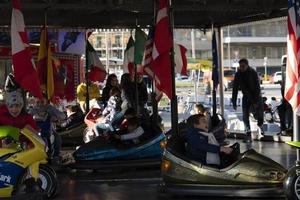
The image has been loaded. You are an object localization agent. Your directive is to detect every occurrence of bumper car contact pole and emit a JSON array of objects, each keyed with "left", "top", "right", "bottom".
[
  {"left": 294, "top": 113, "right": 300, "bottom": 165},
  {"left": 169, "top": 0, "right": 179, "bottom": 136}
]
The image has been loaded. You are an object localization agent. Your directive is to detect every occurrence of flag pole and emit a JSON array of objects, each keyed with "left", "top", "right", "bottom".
[
  {"left": 151, "top": 0, "right": 158, "bottom": 127},
  {"left": 134, "top": 26, "right": 139, "bottom": 115},
  {"left": 85, "top": 32, "right": 90, "bottom": 113},
  {"left": 218, "top": 27, "right": 225, "bottom": 116},
  {"left": 212, "top": 27, "right": 217, "bottom": 118},
  {"left": 169, "top": 0, "right": 179, "bottom": 136},
  {"left": 44, "top": 8, "right": 48, "bottom": 100},
  {"left": 293, "top": 112, "right": 300, "bottom": 165}
]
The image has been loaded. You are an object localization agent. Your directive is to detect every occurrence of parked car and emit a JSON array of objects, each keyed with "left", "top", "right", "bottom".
[{"left": 272, "top": 71, "right": 282, "bottom": 84}]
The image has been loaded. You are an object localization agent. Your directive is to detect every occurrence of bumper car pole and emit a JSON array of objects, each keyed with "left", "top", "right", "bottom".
[
  {"left": 169, "top": 0, "right": 179, "bottom": 137},
  {"left": 293, "top": 113, "right": 300, "bottom": 166}
]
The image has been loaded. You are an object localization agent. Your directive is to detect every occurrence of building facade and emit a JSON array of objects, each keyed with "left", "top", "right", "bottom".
[{"left": 90, "top": 17, "right": 287, "bottom": 78}]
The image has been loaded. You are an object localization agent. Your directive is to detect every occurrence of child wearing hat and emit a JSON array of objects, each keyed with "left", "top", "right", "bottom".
[{"left": 0, "top": 91, "right": 38, "bottom": 131}]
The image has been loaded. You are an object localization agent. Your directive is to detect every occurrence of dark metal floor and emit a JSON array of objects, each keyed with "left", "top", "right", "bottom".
[{"left": 54, "top": 139, "right": 296, "bottom": 200}]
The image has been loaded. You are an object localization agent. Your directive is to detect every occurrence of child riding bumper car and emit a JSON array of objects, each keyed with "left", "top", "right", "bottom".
[{"left": 160, "top": 114, "right": 287, "bottom": 198}]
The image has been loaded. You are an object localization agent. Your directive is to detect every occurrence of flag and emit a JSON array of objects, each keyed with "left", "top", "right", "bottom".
[
  {"left": 212, "top": 31, "right": 219, "bottom": 90},
  {"left": 134, "top": 27, "right": 147, "bottom": 75},
  {"left": 37, "top": 26, "right": 55, "bottom": 100},
  {"left": 142, "top": 27, "right": 164, "bottom": 101},
  {"left": 37, "top": 26, "right": 48, "bottom": 92},
  {"left": 123, "top": 35, "right": 135, "bottom": 75},
  {"left": 46, "top": 43, "right": 54, "bottom": 100},
  {"left": 174, "top": 44, "right": 187, "bottom": 76},
  {"left": 86, "top": 40, "right": 107, "bottom": 82},
  {"left": 134, "top": 28, "right": 147, "bottom": 65},
  {"left": 285, "top": 0, "right": 300, "bottom": 114},
  {"left": 11, "top": 0, "right": 42, "bottom": 98},
  {"left": 151, "top": 0, "right": 173, "bottom": 99}
]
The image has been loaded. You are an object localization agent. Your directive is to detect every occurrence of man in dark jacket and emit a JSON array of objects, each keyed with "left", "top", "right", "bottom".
[
  {"left": 232, "top": 58, "right": 264, "bottom": 143},
  {"left": 185, "top": 114, "right": 232, "bottom": 167}
]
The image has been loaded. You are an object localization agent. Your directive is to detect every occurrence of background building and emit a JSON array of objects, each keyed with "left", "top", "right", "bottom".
[{"left": 90, "top": 17, "right": 287, "bottom": 79}]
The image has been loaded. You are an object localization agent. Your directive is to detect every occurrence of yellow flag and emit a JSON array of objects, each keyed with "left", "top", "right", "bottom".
[{"left": 47, "top": 45, "right": 54, "bottom": 100}]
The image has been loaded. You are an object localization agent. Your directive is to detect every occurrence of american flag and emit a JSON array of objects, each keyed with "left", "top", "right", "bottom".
[
  {"left": 285, "top": 0, "right": 300, "bottom": 114},
  {"left": 143, "top": 27, "right": 163, "bottom": 101}
]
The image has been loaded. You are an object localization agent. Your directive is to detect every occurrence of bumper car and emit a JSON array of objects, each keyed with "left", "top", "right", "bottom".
[
  {"left": 70, "top": 127, "right": 166, "bottom": 170},
  {"left": 0, "top": 126, "right": 57, "bottom": 199},
  {"left": 160, "top": 119, "right": 287, "bottom": 198},
  {"left": 56, "top": 122, "right": 86, "bottom": 146}
]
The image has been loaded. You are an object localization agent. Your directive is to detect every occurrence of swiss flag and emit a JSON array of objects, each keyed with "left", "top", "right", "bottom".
[
  {"left": 151, "top": 0, "right": 173, "bottom": 99},
  {"left": 11, "top": 0, "right": 42, "bottom": 98}
]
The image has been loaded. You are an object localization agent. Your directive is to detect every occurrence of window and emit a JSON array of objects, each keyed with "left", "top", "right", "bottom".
[
  {"left": 115, "top": 35, "right": 121, "bottom": 46},
  {"left": 96, "top": 36, "right": 102, "bottom": 48}
]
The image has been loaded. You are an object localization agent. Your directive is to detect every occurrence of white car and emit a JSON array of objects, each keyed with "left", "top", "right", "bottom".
[{"left": 273, "top": 71, "right": 282, "bottom": 84}]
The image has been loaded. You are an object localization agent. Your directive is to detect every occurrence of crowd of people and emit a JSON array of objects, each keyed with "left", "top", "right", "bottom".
[{"left": 0, "top": 72, "right": 152, "bottom": 160}]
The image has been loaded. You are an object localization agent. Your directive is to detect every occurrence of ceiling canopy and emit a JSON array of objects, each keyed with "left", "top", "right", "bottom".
[{"left": 0, "top": 0, "right": 287, "bottom": 29}]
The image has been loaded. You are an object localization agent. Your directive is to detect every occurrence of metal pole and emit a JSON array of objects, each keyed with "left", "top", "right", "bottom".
[
  {"left": 191, "top": 29, "right": 196, "bottom": 59},
  {"left": 169, "top": 0, "right": 178, "bottom": 136},
  {"left": 264, "top": 57, "right": 268, "bottom": 81},
  {"left": 151, "top": 0, "right": 158, "bottom": 125},
  {"left": 85, "top": 32, "right": 90, "bottom": 113},
  {"left": 227, "top": 26, "right": 230, "bottom": 68},
  {"left": 294, "top": 112, "right": 300, "bottom": 165},
  {"left": 218, "top": 27, "right": 225, "bottom": 116},
  {"left": 134, "top": 63, "right": 139, "bottom": 115}
]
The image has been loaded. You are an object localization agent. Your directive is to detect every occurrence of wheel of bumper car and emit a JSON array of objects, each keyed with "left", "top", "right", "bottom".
[
  {"left": 17, "top": 164, "right": 58, "bottom": 199},
  {"left": 156, "top": 183, "right": 171, "bottom": 200},
  {"left": 284, "top": 165, "right": 300, "bottom": 200}
]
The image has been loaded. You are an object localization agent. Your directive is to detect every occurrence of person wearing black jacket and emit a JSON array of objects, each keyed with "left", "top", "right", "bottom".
[{"left": 232, "top": 58, "right": 264, "bottom": 143}]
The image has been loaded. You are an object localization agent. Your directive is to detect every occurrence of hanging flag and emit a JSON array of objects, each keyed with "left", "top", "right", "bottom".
[
  {"left": 123, "top": 35, "right": 135, "bottom": 75},
  {"left": 46, "top": 42, "right": 54, "bottom": 100},
  {"left": 86, "top": 40, "right": 107, "bottom": 82},
  {"left": 174, "top": 44, "right": 187, "bottom": 76},
  {"left": 142, "top": 27, "right": 163, "bottom": 101},
  {"left": 285, "top": 0, "right": 300, "bottom": 114},
  {"left": 134, "top": 28, "right": 147, "bottom": 64},
  {"left": 37, "top": 25, "right": 55, "bottom": 100},
  {"left": 11, "top": 0, "right": 42, "bottom": 98},
  {"left": 212, "top": 31, "right": 219, "bottom": 90},
  {"left": 37, "top": 26, "right": 48, "bottom": 93},
  {"left": 151, "top": 0, "right": 173, "bottom": 99}
]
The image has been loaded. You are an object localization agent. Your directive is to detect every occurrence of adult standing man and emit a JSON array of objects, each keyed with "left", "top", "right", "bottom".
[{"left": 232, "top": 58, "right": 264, "bottom": 143}]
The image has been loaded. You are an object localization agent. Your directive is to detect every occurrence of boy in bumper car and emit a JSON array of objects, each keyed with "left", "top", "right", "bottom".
[{"left": 0, "top": 91, "right": 38, "bottom": 148}]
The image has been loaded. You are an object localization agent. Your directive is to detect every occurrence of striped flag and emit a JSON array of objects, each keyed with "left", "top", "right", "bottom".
[
  {"left": 11, "top": 0, "right": 42, "bottom": 98},
  {"left": 285, "top": 0, "right": 300, "bottom": 114},
  {"left": 174, "top": 44, "right": 187, "bottom": 76},
  {"left": 143, "top": 27, "right": 163, "bottom": 101},
  {"left": 151, "top": 0, "right": 173, "bottom": 99},
  {"left": 86, "top": 40, "right": 107, "bottom": 82},
  {"left": 123, "top": 35, "right": 135, "bottom": 75}
]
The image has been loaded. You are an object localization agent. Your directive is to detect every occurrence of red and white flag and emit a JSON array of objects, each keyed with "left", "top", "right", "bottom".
[
  {"left": 151, "top": 0, "right": 173, "bottom": 99},
  {"left": 174, "top": 44, "right": 187, "bottom": 76},
  {"left": 11, "top": 0, "right": 42, "bottom": 98},
  {"left": 285, "top": 0, "right": 300, "bottom": 114},
  {"left": 142, "top": 27, "right": 163, "bottom": 101}
]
